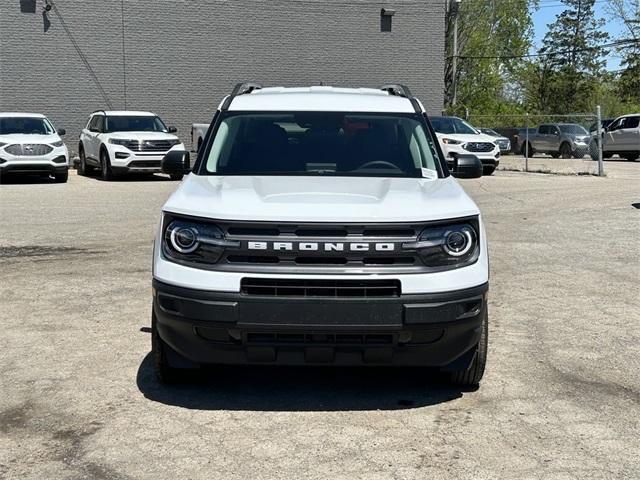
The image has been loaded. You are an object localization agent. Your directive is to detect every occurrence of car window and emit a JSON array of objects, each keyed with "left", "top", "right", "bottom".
[
  {"left": 204, "top": 112, "right": 441, "bottom": 178},
  {"left": 608, "top": 118, "right": 623, "bottom": 131},
  {"left": 623, "top": 116, "right": 639, "bottom": 129},
  {"left": 0, "top": 117, "right": 55, "bottom": 135},
  {"left": 431, "top": 117, "right": 477, "bottom": 135},
  {"left": 104, "top": 116, "right": 168, "bottom": 133},
  {"left": 558, "top": 124, "right": 588, "bottom": 135},
  {"left": 539, "top": 125, "right": 549, "bottom": 134}
]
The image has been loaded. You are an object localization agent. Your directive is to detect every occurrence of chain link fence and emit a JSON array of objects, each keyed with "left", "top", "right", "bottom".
[{"left": 465, "top": 108, "right": 606, "bottom": 176}]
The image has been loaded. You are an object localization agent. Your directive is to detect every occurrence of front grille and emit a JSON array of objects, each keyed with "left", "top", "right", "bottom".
[
  {"left": 464, "top": 142, "right": 495, "bottom": 153},
  {"left": 213, "top": 220, "right": 424, "bottom": 272},
  {"left": 241, "top": 278, "right": 401, "bottom": 298},
  {"left": 245, "top": 331, "right": 395, "bottom": 346},
  {"left": 4, "top": 144, "right": 53, "bottom": 156},
  {"left": 125, "top": 140, "right": 175, "bottom": 152},
  {"left": 128, "top": 160, "right": 161, "bottom": 168}
]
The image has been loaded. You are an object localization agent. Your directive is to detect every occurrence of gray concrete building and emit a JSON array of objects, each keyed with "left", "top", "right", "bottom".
[{"left": 1, "top": 0, "right": 445, "bottom": 152}]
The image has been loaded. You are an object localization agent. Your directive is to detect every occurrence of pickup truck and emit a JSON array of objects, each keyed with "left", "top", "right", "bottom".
[
  {"left": 191, "top": 123, "right": 209, "bottom": 153},
  {"left": 589, "top": 114, "right": 640, "bottom": 161},
  {"left": 524, "top": 123, "right": 591, "bottom": 158}
]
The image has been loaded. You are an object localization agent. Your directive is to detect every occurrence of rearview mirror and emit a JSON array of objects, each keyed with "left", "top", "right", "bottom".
[
  {"left": 451, "top": 154, "right": 483, "bottom": 179},
  {"left": 57, "top": 128, "right": 66, "bottom": 136},
  {"left": 162, "top": 150, "right": 190, "bottom": 175},
  {"left": 167, "top": 126, "right": 177, "bottom": 133}
]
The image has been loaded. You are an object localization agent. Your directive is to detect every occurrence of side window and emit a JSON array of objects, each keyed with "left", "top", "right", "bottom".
[
  {"left": 88, "top": 116, "right": 98, "bottom": 131},
  {"left": 550, "top": 126, "right": 559, "bottom": 135},
  {"left": 97, "top": 116, "right": 106, "bottom": 133},
  {"left": 623, "top": 116, "right": 639, "bottom": 129},
  {"left": 539, "top": 125, "right": 548, "bottom": 134},
  {"left": 608, "top": 118, "right": 622, "bottom": 131}
]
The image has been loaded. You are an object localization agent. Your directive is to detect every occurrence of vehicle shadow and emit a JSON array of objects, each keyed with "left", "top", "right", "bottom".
[
  {"left": 136, "top": 353, "right": 470, "bottom": 412},
  {"left": 80, "top": 171, "right": 174, "bottom": 182},
  {"left": 0, "top": 174, "right": 56, "bottom": 185}
]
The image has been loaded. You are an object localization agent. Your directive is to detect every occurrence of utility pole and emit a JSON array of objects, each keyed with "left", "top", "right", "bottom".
[{"left": 451, "top": 0, "right": 461, "bottom": 107}]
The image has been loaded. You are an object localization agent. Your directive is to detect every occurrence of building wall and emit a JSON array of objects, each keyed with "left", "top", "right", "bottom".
[{"left": 0, "top": 0, "right": 445, "bottom": 152}]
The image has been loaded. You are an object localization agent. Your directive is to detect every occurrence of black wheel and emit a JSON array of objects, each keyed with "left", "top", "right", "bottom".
[
  {"left": 572, "top": 148, "right": 585, "bottom": 159},
  {"left": 483, "top": 166, "right": 495, "bottom": 176},
  {"left": 550, "top": 152, "right": 560, "bottom": 158},
  {"left": 448, "top": 306, "right": 488, "bottom": 387},
  {"left": 78, "top": 145, "right": 93, "bottom": 175},
  {"left": 170, "top": 173, "right": 184, "bottom": 181},
  {"left": 624, "top": 153, "right": 639, "bottom": 162},
  {"left": 54, "top": 170, "right": 68, "bottom": 183},
  {"left": 521, "top": 142, "right": 534, "bottom": 157},
  {"left": 152, "top": 311, "right": 197, "bottom": 384},
  {"left": 100, "top": 148, "right": 115, "bottom": 181},
  {"left": 559, "top": 142, "right": 572, "bottom": 159}
]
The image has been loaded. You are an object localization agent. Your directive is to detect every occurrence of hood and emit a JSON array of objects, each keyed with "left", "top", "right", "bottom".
[
  {"left": 435, "top": 132, "right": 497, "bottom": 143},
  {"left": 107, "top": 131, "right": 179, "bottom": 141},
  {"left": 0, "top": 133, "right": 61, "bottom": 144},
  {"left": 163, "top": 175, "right": 480, "bottom": 223}
]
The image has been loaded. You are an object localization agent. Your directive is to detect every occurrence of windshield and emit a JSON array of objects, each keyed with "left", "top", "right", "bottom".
[
  {"left": 0, "top": 117, "right": 55, "bottom": 135},
  {"left": 105, "top": 116, "right": 167, "bottom": 133},
  {"left": 202, "top": 112, "right": 442, "bottom": 178},
  {"left": 430, "top": 117, "right": 478, "bottom": 135},
  {"left": 559, "top": 124, "right": 588, "bottom": 135}
]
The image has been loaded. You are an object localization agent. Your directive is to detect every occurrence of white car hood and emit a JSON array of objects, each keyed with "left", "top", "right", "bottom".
[
  {"left": 0, "top": 133, "right": 61, "bottom": 144},
  {"left": 163, "top": 175, "right": 480, "bottom": 223},
  {"left": 435, "top": 132, "right": 497, "bottom": 143},
  {"left": 107, "top": 131, "right": 179, "bottom": 141}
]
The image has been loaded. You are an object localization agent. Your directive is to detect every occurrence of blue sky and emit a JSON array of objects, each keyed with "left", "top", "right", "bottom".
[{"left": 531, "top": 1, "right": 625, "bottom": 70}]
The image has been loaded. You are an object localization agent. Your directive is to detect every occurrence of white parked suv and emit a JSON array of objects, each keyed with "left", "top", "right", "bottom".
[
  {"left": 151, "top": 83, "right": 490, "bottom": 387},
  {"left": 0, "top": 113, "right": 69, "bottom": 183},
  {"left": 590, "top": 113, "right": 640, "bottom": 161},
  {"left": 78, "top": 111, "right": 185, "bottom": 180},
  {"left": 431, "top": 116, "right": 500, "bottom": 175}
]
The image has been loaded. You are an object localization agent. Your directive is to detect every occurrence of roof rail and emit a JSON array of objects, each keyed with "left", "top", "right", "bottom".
[
  {"left": 221, "top": 82, "right": 263, "bottom": 110},
  {"left": 379, "top": 84, "right": 422, "bottom": 114},
  {"left": 90, "top": 109, "right": 106, "bottom": 115}
]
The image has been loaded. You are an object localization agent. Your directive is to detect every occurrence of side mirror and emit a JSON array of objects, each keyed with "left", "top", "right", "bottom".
[
  {"left": 162, "top": 150, "right": 191, "bottom": 175},
  {"left": 89, "top": 127, "right": 100, "bottom": 133},
  {"left": 167, "top": 126, "right": 178, "bottom": 133},
  {"left": 57, "top": 128, "right": 66, "bottom": 136},
  {"left": 451, "top": 154, "right": 483, "bottom": 179}
]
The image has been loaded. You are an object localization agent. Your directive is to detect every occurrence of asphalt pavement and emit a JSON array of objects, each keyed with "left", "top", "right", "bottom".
[{"left": 1, "top": 168, "right": 639, "bottom": 479}]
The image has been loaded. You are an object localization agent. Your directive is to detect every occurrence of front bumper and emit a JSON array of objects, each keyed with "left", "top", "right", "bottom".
[
  {"left": 442, "top": 145, "right": 500, "bottom": 168},
  {"left": 153, "top": 279, "right": 489, "bottom": 367},
  {"left": 0, "top": 147, "right": 69, "bottom": 175},
  {"left": 108, "top": 143, "right": 184, "bottom": 173}
]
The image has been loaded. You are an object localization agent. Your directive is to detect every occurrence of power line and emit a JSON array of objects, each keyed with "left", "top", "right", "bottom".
[{"left": 453, "top": 39, "right": 638, "bottom": 60}]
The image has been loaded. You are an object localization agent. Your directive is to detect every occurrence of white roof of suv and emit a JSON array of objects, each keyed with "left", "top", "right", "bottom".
[
  {"left": 228, "top": 86, "right": 420, "bottom": 113},
  {"left": 0, "top": 112, "right": 47, "bottom": 118},
  {"left": 91, "top": 111, "right": 156, "bottom": 117}
]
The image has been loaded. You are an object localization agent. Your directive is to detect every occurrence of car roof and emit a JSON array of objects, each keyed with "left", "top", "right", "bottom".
[
  {"left": 0, "top": 112, "right": 47, "bottom": 118},
  {"left": 227, "top": 86, "right": 417, "bottom": 113},
  {"left": 91, "top": 111, "right": 156, "bottom": 117}
]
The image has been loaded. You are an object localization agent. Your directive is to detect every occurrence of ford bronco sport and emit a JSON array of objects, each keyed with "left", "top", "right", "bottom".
[{"left": 152, "top": 84, "right": 489, "bottom": 387}]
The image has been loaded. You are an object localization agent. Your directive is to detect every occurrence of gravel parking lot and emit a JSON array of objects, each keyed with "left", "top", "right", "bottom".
[{"left": 1, "top": 169, "right": 639, "bottom": 479}]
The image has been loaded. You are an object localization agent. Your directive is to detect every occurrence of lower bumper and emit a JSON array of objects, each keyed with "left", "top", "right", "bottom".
[
  {"left": 0, "top": 162, "right": 67, "bottom": 175},
  {"left": 152, "top": 279, "right": 489, "bottom": 367}
]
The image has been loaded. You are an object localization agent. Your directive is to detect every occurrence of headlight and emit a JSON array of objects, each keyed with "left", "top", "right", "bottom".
[
  {"left": 162, "top": 217, "right": 238, "bottom": 265},
  {"left": 51, "top": 141, "right": 64, "bottom": 147},
  {"left": 167, "top": 139, "right": 180, "bottom": 147},
  {"left": 442, "top": 138, "right": 463, "bottom": 145},
  {"left": 109, "top": 138, "right": 134, "bottom": 146},
  {"left": 405, "top": 222, "right": 479, "bottom": 269}
]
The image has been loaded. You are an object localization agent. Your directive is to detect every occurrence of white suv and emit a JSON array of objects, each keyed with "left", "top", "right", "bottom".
[
  {"left": 0, "top": 113, "right": 69, "bottom": 183},
  {"left": 152, "top": 84, "right": 489, "bottom": 387},
  {"left": 431, "top": 116, "right": 500, "bottom": 175},
  {"left": 78, "top": 111, "right": 185, "bottom": 180}
]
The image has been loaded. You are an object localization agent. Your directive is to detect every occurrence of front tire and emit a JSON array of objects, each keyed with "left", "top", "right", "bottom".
[
  {"left": 448, "top": 307, "right": 488, "bottom": 387},
  {"left": 483, "top": 166, "right": 496, "bottom": 176},
  {"left": 78, "top": 146, "right": 93, "bottom": 176},
  {"left": 559, "top": 142, "right": 572, "bottom": 159},
  {"left": 100, "top": 148, "right": 115, "bottom": 181},
  {"left": 522, "top": 142, "right": 534, "bottom": 157},
  {"left": 151, "top": 311, "right": 198, "bottom": 384}
]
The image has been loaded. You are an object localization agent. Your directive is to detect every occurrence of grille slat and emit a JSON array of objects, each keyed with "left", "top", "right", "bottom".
[
  {"left": 5, "top": 144, "right": 53, "bottom": 156},
  {"left": 122, "top": 140, "right": 175, "bottom": 152},
  {"left": 241, "top": 278, "right": 401, "bottom": 298},
  {"left": 464, "top": 142, "right": 495, "bottom": 153},
  {"left": 246, "top": 331, "right": 395, "bottom": 346}
]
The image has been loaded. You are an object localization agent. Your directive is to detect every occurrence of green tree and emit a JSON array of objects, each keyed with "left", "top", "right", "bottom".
[
  {"left": 538, "top": 0, "right": 610, "bottom": 112},
  {"left": 444, "top": 0, "right": 536, "bottom": 116},
  {"left": 605, "top": 0, "right": 640, "bottom": 104}
]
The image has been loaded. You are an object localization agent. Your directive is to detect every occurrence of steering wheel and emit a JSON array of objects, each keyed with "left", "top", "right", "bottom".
[{"left": 357, "top": 160, "right": 403, "bottom": 171}]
